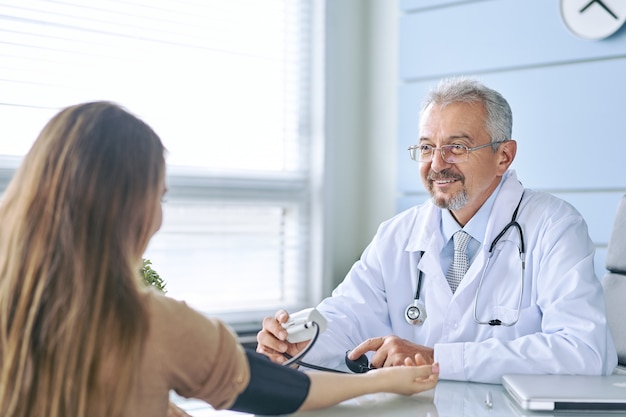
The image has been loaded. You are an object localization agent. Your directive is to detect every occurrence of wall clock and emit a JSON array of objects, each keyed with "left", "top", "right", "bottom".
[{"left": 560, "top": 0, "right": 626, "bottom": 40}]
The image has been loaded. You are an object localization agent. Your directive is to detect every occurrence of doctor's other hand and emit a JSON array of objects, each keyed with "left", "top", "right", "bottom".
[
  {"left": 349, "top": 335, "right": 434, "bottom": 369},
  {"left": 256, "top": 309, "right": 310, "bottom": 364}
]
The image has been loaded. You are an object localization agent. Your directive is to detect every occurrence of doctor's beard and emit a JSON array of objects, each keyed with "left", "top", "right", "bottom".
[{"left": 427, "top": 170, "right": 468, "bottom": 211}]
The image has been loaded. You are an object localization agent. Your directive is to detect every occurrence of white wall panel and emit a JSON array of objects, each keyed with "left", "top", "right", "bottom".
[
  {"left": 399, "top": 0, "right": 626, "bottom": 80},
  {"left": 400, "top": 0, "right": 477, "bottom": 13}
]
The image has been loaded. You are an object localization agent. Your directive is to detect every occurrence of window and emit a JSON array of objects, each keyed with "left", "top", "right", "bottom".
[{"left": 0, "top": 0, "right": 324, "bottom": 329}]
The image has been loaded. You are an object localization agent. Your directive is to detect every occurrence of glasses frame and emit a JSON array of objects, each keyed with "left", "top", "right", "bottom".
[{"left": 407, "top": 140, "right": 509, "bottom": 163}]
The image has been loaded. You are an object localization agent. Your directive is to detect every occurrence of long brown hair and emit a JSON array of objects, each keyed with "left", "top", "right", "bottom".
[{"left": 0, "top": 102, "right": 166, "bottom": 417}]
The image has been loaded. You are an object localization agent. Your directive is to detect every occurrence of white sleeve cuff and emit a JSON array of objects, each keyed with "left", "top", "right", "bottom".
[{"left": 434, "top": 342, "right": 466, "bottom": 381}]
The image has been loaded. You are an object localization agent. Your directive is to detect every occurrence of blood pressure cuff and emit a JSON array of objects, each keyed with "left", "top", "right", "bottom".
[{"left": 229, "top": 349, "right": 311, "bottom": 415}]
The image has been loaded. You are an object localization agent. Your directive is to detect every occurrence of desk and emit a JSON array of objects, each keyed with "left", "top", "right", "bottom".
[{"left": 174, "top": 380, "right": 608, "bottom": 417}]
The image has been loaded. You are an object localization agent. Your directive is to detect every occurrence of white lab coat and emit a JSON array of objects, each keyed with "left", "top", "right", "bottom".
[{"left": 306, "top": 170, "right": 617, "bottom": 383}]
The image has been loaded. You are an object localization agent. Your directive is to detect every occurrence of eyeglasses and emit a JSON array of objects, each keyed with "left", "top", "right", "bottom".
[{"left": 407, "top": 140, "right": 509, "bottom": 164}]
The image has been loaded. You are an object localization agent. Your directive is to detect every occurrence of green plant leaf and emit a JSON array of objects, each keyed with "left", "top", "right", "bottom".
[{"left": 141, "top": 258, "right": 167, "bottom": 293}]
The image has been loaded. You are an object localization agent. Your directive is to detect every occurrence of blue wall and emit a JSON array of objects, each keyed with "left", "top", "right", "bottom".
[{"left": 397, "top": 0, "right": 626, "bottom": 279}]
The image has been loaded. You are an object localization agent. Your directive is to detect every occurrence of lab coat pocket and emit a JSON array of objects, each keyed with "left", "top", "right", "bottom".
[
  {"left": 492, "top": 305, "right": 519, "bottom": 324},
  {"left": 488, "top": 304, "right": 541, "bottom": 336}
]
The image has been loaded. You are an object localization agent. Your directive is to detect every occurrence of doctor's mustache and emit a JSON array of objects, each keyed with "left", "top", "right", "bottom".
[{"left": 427, "top": 169, "right": 464, "bottom": 183}]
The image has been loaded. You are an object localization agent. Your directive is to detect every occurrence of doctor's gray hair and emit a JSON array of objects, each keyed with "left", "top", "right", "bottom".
[{"left": 420, "top": 77, "right": 513, "bottom": 147}]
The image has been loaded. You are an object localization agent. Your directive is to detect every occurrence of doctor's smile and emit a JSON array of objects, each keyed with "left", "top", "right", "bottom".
[{"left": 427, "top": 170, "right": 463, "bottom": 186}]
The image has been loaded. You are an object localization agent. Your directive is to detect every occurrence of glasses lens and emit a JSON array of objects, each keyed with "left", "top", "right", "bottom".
[
  {"left": 408, "top": 145, "right": 429, "bottom": 161},
  {"left": 418, "top": 145, "right": 434, "bottom": 162},
  {"left": 409, "top": 144, "right": 470, "bottom": 163},
  {"left": 441, "top": 145, "right": 468, "bottom": 163}
]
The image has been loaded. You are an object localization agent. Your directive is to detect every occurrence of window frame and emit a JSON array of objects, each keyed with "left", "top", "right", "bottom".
[{"left": 0, "top": 0, "right": 328, "bottom": 333}]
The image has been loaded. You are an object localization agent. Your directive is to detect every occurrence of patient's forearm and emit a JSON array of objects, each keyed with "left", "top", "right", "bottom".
[{"left": 298, "top": 365, "right": 438, "bottom": 411}]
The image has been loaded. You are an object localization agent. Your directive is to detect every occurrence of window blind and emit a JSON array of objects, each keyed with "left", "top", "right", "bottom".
[{"left": 0, "top": 0, "right": 321, "bottom": 327}]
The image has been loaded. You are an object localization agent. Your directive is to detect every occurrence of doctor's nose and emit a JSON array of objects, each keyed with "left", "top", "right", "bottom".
[{"left": 429, "top": 147, "right": 453, "bottom": 171}]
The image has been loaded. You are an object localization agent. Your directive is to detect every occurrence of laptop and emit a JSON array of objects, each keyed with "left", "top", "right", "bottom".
[{"left": 502, "top": 374, "right": 626, "bottom": 413}]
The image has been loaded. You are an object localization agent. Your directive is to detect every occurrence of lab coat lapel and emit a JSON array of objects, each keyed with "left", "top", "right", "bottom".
[
  {"left": 482, "top": 171, "right": 525, "bottom": 249},
  {"left": 405, "top": 200, "right": 442, "bottom": 253},
  {"left": 404, "top": 201, "right": 450, "bottom": 293}
]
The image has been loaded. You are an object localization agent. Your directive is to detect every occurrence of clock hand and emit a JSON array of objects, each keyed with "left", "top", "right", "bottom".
[{"left": 580, "top": 0, "right": 619, "bottom": 20}]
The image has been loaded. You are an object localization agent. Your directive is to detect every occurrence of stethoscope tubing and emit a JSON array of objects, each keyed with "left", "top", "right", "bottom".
[{"left": 407, "top": 193, "right": 526, "bottom": 327}]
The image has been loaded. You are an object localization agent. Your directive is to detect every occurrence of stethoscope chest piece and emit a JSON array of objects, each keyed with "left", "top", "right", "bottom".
[
  {"left": 405, "top": 299, "right": 427, "bottom": 325},
  {"left": 406, "top": 250, "right": 427, "bottom": 325}
]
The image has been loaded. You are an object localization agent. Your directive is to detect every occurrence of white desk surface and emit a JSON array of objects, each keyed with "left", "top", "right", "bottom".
[{"left": 173, "top": 379, "right": 606, "bottom": 417}]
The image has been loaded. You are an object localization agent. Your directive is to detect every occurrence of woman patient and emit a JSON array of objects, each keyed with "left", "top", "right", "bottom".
[{"left": 0, "top": 102, "right": 438, "bottom": 417}]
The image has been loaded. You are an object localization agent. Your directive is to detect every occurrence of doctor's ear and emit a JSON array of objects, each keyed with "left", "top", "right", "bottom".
[{"left": 496, "top": 139, "right": 516, "bottom": 174}]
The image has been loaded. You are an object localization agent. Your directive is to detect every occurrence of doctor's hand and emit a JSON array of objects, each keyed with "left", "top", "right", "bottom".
[
  {"left": 256, "top": 309, "right": 310, "bottom": 364},
  {"left": 348, "top": 335, "right": 434, "bottom": 369}
]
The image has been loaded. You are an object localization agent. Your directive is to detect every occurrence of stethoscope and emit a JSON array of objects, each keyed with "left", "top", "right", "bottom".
[
  {"left": 404, "top": 193, "right": 525, "bottom": 327},
  {"left": 405, "top": 251, "right": 428, "bottom": 325}
]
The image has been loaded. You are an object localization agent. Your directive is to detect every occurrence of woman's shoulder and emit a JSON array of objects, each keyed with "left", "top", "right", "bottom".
[
  {"left": 142, "top": 289, "right": 234, "bottom": 340},
  {"left": 140, "top": 289, "right": 250, "bottom": 407}
]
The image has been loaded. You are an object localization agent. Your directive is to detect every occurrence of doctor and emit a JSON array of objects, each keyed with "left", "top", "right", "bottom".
[{"left": 256, "top": 77, "right": 617, "bottom": 383}]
